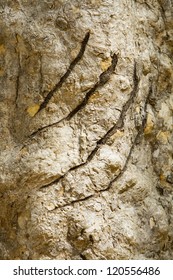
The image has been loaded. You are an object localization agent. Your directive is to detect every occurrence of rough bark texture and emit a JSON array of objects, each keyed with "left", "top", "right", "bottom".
[{"left": 0, "top": 0, "right": 173, "bottom": 260}]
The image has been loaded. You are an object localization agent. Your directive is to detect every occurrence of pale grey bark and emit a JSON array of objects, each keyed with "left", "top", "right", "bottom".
[{"left": 0, "top": 0, "right": 173, "bottom": 259}]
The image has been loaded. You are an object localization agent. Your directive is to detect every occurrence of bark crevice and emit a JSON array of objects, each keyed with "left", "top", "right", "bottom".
[{"left": 36, "top": 31, "right": 90, "bottom": 114}]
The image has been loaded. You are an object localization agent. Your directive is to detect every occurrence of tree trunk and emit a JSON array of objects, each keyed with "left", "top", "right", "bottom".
[{"left": 0, "top": 0, "right": 173, "bottom": 259}]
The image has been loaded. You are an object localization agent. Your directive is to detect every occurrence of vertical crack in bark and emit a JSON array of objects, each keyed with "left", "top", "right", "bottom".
[
  {"left": 39, "top": 53, "right": 43, "bottom": 97},
  {"left": 15, "top": 63, "right": 20, "bottom": 107},
  {"left": 36, "top": 31, "right": 90, "bottom": 114},
  {"left": 86, "top": 61, "right": 139, "bottom": 162},
  {"left": 99, "top": 82, "right": 152, "bottom": 193},
  {"left": 15, "top": 35, "right": 21, "bottom": 107}
]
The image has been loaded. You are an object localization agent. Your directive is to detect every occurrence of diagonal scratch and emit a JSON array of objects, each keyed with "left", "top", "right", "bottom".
[
  {"left": 67, "top": 53, "right": 118, "bottom": 120},
  {"left": 99, "top": 82, "right": 152, "bottom": 193},
  {"left": 36, "top": 31, "right": 90, "bottom": 114},
  {"left": 50, "top": 82, "right": 152, "bottom": 208},
  {"left": 39, "top": 62, "right": 139, "bottom": 190},
  {"left": 30, "top": 53, "right": 118, "bottom": 137}
]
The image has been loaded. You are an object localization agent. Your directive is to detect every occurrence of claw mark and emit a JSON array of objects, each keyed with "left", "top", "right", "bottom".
[
  {"left": 100, "top": 82, "right": 152, "bottom": 193},
  {"left": 67, "top": 53, "right": 118, "bottom": 120},
  {"left": 99, "top": 53, "right": 118, "bottom": 85},
  {"left": 36, "top": 31, "right": 90, "bottom": 114},
  {"left": 39, "top": 62, "right": 139, "bottom": 190},
  {"left": 50, "top": 194, "right": 94, "bottom": 210},
  {"left": 15, "top": 63, "right": 20, "bottom": 107},
  {"left": 15, "top": 34, "right": 22, "bottom": 107},
  {"left": 85, "top": 62, "right": 139, "bottom": 162},
  {"left": 43, "top": 78, "right": 151, "bottom": 207},
  {"left": 29, "top": 53, "right": 118, "bottom": 137}
]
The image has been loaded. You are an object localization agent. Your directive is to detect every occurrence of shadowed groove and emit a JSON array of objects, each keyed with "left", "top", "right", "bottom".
[
  {"left": 39, "top": 62, "right": 140, "bottom": 190},
  {"left": 36, "top": 31, "right": 90, "bottom": 114}
]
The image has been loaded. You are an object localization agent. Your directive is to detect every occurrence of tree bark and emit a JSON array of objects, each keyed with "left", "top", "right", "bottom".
[{"left": 0, "top": 0, "right": 173, "bottom": 259}]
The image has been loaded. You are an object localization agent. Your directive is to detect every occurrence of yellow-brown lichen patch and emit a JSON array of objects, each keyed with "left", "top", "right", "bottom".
[
  {"left": 19, "top": 146, "right": 29, "bottom": 157},
  {"left": 111, "top": 129, "right": 124, "bottom": 140},
  {"left": 144, "top": 113, "right": 154, "bottom": 135},
  {"left": 27, "top": 104, "right": 40, "bottom": 117},
  {"left": 0, "top": 68, "right": 4, "bottom": 76},
  {"left": 88, "top": 91, "right": 101, "bottom": 102},
  {"left": 100, "top": 57, "right": 112, "bottom": 71},
  {"left": 0, "top": 44, "right": 5, "bottom": 54},
  {"left": 159, "top": 173, "right": 166, "bottom": 182},
  {"left": 156, "top": 131, "right": 170, "bottom": 144}
]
